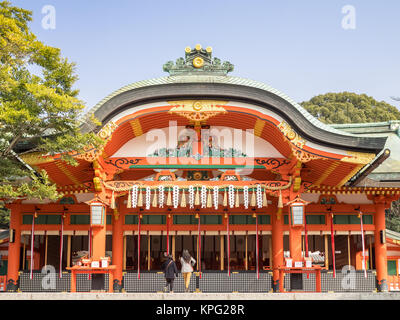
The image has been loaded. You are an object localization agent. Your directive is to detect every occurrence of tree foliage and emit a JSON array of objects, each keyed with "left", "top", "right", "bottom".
[
  {"left": 300, "top": 92, "right": 400, "bottom": 124},
  {"left": 0, "top": 1, "right": 102, "bottom": 211}
]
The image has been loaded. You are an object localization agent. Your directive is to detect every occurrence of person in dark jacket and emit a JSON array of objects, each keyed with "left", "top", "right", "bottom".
[{"left": 161, "top": 253, "right": 179, "bottom": 293}]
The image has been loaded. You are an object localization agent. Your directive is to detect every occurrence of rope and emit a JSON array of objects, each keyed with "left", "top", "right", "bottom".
[{"left": 103, "top": 177, "right": 293, "bottom": 193}]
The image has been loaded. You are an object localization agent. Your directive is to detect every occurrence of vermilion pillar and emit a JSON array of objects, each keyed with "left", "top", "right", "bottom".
[
  {"left": 289, "top": 228, "right": 302, "bottom": 262},
  {"left": 272, "top": 208, "right": 283, "bottom": 292},
  {"left": 112, "top": 208, "right": 123, "bottom": 292},
  {"left": 7, "top": 204, "right": 21, "bottom": 291},
  {"left": 374, "top": 203, "right": 388, "bottom": 292},
  {"left": 92, "top": 226, "right": 106, "bottom": 260}
]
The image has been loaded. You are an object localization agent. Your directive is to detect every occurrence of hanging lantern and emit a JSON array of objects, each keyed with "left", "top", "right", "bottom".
[
  {"left": 90, "top": 202, "right": 106, "bottom": 227},
  {"left": 287, "top": 197, "right": 310, "bottom": 227}
]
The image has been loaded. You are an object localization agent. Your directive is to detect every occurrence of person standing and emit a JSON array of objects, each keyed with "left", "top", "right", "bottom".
[
  {"left": 180, "top": 250, "right": 196, "bottom": 293},
  {"left": 161, "top": 253, "right": 178, "bottom": 293}
]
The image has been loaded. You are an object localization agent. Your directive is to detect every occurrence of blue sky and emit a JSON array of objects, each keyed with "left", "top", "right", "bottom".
[{"left": 11, "top": 0, "right": 400, "bottom": 112}]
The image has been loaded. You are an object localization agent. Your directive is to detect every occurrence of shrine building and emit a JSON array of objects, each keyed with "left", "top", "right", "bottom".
[{"left": 2, "top": 45, "right": 400, "bottom": 293}]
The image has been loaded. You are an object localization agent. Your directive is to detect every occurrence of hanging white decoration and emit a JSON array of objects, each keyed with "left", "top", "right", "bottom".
[
  {"left": 145, "top": 187, "right": 151, "bottom": 210},
  {"left": 256, "top": 184, "right": 263, "bottom": 209},
  {"left": 158, "top": 185, "right": 165, "bottom": 208},
  {"left": 228, "top": 185, "right": 235, "bottom": 208},
  {"left": 173, "top": 186, "right": 180, "bottom": 209},
  {"left": 131, "top": 185, "right": 139, "bottom": 208},
  {"left": 201, "top": 186, "right": 207, "bottom": 208},
  {"left": 243, "top": 186, "right": 249, "bottom": 209},
  {"left": 189, "top": 185, "right": 195, "bottom": 209},
  {"left": 213, "top": 186, "right": 219, "bottom": 210}
]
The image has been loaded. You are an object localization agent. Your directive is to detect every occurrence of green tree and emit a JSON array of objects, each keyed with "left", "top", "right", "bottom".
[
  {"left": 300, "top": 92, "right": 400, "bottom": 124},
  {"left": 0, "top": 1, "right": 102, "bottom": 216}
]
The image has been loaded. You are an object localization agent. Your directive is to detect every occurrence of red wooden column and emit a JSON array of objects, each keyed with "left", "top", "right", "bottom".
[
  {"left": 289, "top": 227, "right": 302, "bottom": 262},
  {"left": 6, "top": 204, "right": 21, "bottom": 291},
  {"left": 272, "top": 207, "right": 284, "bottom": 292},
  {"left": 374, "top": 202, "right": 388, "bottom": 292},
  {"left": 112, "top": 207, "right": 124, "bottom": 292}
]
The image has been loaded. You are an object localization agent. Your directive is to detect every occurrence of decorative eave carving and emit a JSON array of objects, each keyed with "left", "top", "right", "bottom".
[
  {"left": 168, "top": 100, "right": 228, "bottom": 125},
  {"left": 278, "top": 120, "right": 306, "bottom": 149}
]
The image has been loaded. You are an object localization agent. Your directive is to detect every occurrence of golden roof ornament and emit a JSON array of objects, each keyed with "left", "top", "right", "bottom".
[{"left": 163, "top": 45, "right": 234, "bottom": 76}]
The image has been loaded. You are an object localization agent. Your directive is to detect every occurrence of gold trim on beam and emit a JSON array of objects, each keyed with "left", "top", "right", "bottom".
[
  {"left": 254, "top": 119, "right": 266, "bottom": 137},
  {"left": 167, "top": 100, "right": 228, "bottom": 124},
  {"left": 341, "top": 151, "right": 376, "bottom": 165},
  {"left": 130, "top": 119, "right": 143, "bottom": 137}
]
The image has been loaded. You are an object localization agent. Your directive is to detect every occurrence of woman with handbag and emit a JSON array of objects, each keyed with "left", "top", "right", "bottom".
[{"left": 180, "top": 249, "right": 196, "bottom": 293}]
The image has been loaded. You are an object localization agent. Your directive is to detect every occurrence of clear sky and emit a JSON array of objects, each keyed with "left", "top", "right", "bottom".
[{"left": 10, "top": 0, "right": 400, "bottom": 112}]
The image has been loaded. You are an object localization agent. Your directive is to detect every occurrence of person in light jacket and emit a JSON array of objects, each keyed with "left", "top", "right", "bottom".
[{"left": 180, "top": 250, "right": 196, "bottom": 292}]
